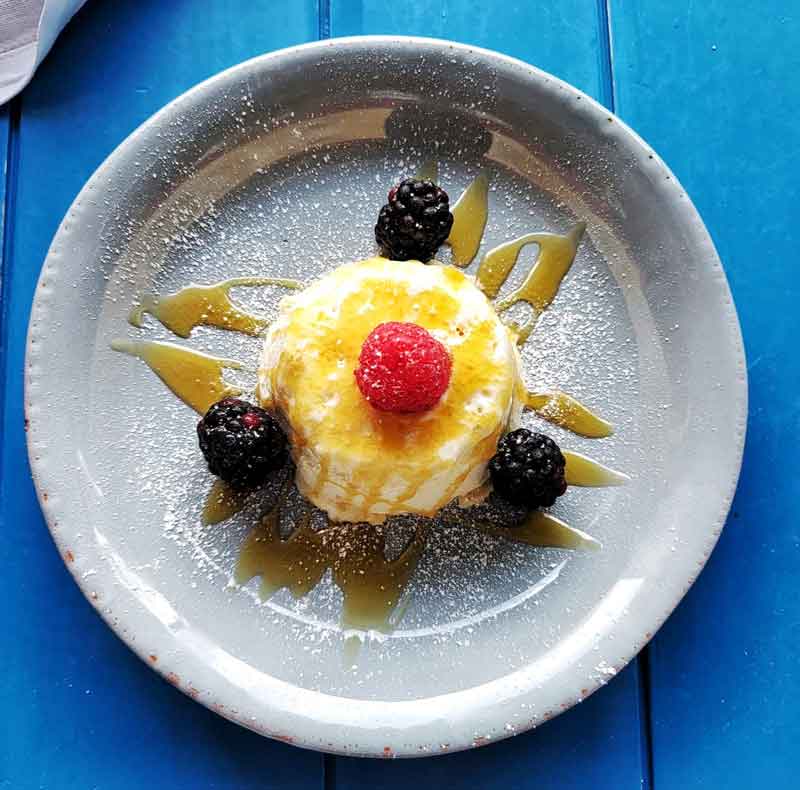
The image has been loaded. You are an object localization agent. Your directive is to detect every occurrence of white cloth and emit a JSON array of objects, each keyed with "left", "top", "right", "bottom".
[{"left": 0, "top": 0, "right": 86, "bottom": 104}]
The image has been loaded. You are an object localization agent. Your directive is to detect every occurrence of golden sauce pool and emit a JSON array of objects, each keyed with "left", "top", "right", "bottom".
[
  {"left": 202, "top": 479, "right": 249, "bottom": 526},
  {"left": 110, "top": 339, "right": 243, "bottom": 414},
  {"left": 129, "top": 276, "right": 302, "bottom": 338},
  {"left": 447, "top": 172, "right": 489, "bottom": 267},
  {"left": 524, "top": 389, "right": 612, "bottom": 438},
  {"left": 235, "top": 489, "right": 427, "bottom": 631},
  {"left": 234, "top": 493, "right": 609, "bottom": 632},
  {"left": 111, "top": 170, "right": 628, "bottom": 634},
  {"left": 479, "top": 510, "right": 601, "bottom": 552},
  {"left": 563, "top": 451, "right": 629, "bottom": 487},
  {"left": 478, "top": 223, "right": 585, "bottom": 346},
  {"left": 414, "top": 160, "right": 439, "bottom": 182}
]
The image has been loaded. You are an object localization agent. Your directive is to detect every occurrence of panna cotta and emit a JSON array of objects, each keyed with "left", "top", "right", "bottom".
[{"left": 258, "top": 257, "right": 521, "bottom": 523}]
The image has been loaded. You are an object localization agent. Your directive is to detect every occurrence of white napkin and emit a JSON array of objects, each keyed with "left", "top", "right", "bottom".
[{"left": 0, "top": 0, "right": 86, "bottom": 105}]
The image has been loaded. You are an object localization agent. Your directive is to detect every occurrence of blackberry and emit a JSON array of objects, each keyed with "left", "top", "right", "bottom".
[
  {"left": 197, "top": 398, "right": 287, "bottom": 490},
  {"left": 375, "top": 178, "right": 454, "bottom": 262},
  {"left": 488, "top": 429, "right": 567, "bottom": 509}
]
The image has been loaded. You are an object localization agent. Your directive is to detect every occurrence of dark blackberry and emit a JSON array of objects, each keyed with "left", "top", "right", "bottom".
[
  {"left": 197, "top": 398, "right": 287, "bottom": 490},
  {"left": 375, "top": 178, "right": 454, "bottom": 262},
  {"left": 488, "top": 429, "right": 567, "bottom": 509}
]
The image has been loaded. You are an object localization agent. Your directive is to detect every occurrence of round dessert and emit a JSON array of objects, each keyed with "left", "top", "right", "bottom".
[{"left": 257, "top": 257, "right": 522, "bottom": 524}]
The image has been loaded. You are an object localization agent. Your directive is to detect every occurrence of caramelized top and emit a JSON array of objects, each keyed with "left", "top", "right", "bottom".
[{"left": 259, "top": 257, "right": 520, "bottom": 522}]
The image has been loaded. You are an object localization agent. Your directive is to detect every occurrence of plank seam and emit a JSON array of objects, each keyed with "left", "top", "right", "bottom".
[
  {"left": 0, "top": 96, "right": 22, "bottom": 513},
  {"left": 637, "top": 648, "right": 656, "bottom": 790},
  {"left": 318, "top": 0, "right": 331, "bottom": 39},
  {"left": 323, "top": 753, "right": 336, "bottom": 790},
  {"left": 598, "top": 4, "right": 654, "bottom": 786},
  {"left": 596, "top": 0, "right": 617, "bottom": 111}
]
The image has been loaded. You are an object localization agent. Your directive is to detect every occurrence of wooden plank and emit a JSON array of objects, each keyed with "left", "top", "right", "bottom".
[
  {"left": 332, "top": 0, "right": 609, "bottom": 101},
  {"left": 328, "top": 4, "right": 648, "bottom": 788},
  {"left": 0, "top": 1, "right": 322, "bottom": 788},
  {"left": 333, "top": 664, "right": 645, "bottom": 789},
  {"left": 0, "top": 108, "right": 7, "bottom": 245},
  {"left": 0, "top": 105, "right": 10, "bottom": 629},
  {"left": 0, "top": 106, "right": 9, "bottom": 378},
  {"left": 0, "top": 105, "right": 9, "bottom": 460},
  {"left": 609, "top": 2, "right": 800, "bottom": 787}
]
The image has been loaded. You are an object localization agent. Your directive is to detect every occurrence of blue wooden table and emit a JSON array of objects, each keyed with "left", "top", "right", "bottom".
[{"left": 1, "top": 1, "right": 797, "bottom": 787}]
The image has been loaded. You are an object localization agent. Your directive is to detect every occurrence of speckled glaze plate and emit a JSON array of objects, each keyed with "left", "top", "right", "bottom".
[{"left": 25, "top": 37, "right": 746, "bottom": 757}]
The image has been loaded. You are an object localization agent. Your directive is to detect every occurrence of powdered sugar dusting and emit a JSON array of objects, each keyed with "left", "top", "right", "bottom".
[{"left": 75, "top": 96, "right": 667, "bottom": 702}]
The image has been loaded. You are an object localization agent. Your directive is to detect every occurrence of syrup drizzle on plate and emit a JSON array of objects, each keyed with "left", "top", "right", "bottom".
[
  {"left": 235, "top": 480, "right": 427, "bottom": 631},
  {"left": 110, "top": 339, "right": 244, "bottom": 414},
  {"left": 113, "top": 164, "right": 625, "bottom": 632},
  {"left": 129, "top": 276, "right": 302, "bottom": 338}
]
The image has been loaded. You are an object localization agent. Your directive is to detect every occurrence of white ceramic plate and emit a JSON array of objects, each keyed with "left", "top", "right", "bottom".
[{"left": 26, "top": 37, "right": 746, "bottom": 756}]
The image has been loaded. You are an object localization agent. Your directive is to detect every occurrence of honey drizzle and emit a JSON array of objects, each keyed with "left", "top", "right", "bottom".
[
  {"left": 129, "top": 276, "right": 302, "bottom": 338},
  {"left": 202, "top": 479, "right": 249, "bottom": 526},
  {"left": 414, "top": 160, "right": 439, "bottom": 182},
  {"left": 114, "top": 185, "right": 624, "bottom": 631},
  {"left": 563, "top": 451, "right": 629, "bottom": 487},
  {"left": 360, "top": 470, "right": 386, "bottom": 516},
  {"left": 479, "top": 510, "right": 601, "bottom": 551},
  {"left": 331, "top": 524, "right": 426, "bottom": 630},
  {"left": 235, "top": 487, "right": 427, "bottom": 630},
  {"left": 269, "top": 261, "right": 507, "bottom": 524},
  {"left": 479, "top": 223, "right": 585, "bottom": 345},
  {"left": 110, "top": 339, "right": 243, "bottom": 414},
  {"left": 525, "top": 389, "right": 613, "bottom": 438},
  {"left": 447, "top": 172, "right": 489, "bottom": 267}
]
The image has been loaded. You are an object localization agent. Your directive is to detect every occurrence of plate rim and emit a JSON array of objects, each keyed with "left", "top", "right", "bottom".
[{"left": 24, "top": 34, "right": 748, "bottom": 757}]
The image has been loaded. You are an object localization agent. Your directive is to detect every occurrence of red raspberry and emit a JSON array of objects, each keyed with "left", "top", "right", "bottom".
[{"left": 354, "top": 322, "right": 452, "bottom": 413}]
